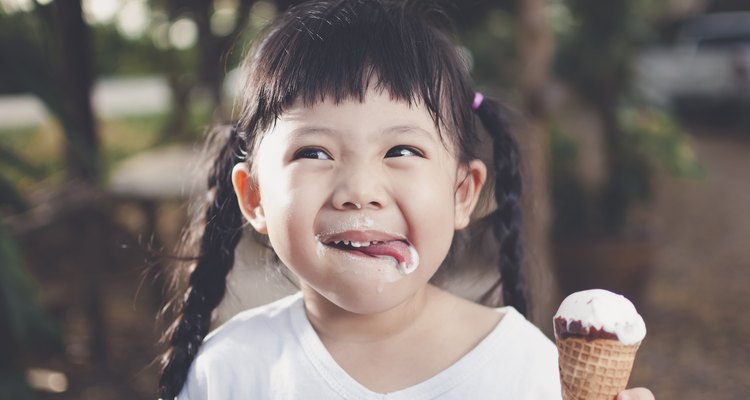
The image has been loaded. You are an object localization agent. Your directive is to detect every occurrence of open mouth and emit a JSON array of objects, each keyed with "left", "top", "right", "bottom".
[
  {"left": 326, "top": 239, "right": 389, "bottom": 251},
  {"left": 320, "top": 237, "right": 419, "bottom": 275}
]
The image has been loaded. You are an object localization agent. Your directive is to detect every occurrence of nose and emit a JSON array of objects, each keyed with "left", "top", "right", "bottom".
[{"left": 331, "top": 164, "right": 387, "bottom": 211}]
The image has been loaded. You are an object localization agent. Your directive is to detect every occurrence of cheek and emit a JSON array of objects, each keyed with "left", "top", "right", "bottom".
[
  {"left": 259, "top": 175, "right": 323, "bottom": 261},
  {"left": 258, "top": 163, "right": 317, "bottom": 221},
  {"left": 397, "top": 171, "right": 457, "bottom": 264},
  {"left": 261, "top": 185, "right": 308, "bottom": 240},
  {"left": 399, "top": 165, "right": 456, "bottom": 216}
]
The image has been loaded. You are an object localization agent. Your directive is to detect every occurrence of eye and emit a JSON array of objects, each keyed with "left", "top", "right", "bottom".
[
  {"left": 293, "top": 147, "right": 332, "bottom": 160},
  {"left": 385, "top": 146, "right": 423, "bottom": 158}
]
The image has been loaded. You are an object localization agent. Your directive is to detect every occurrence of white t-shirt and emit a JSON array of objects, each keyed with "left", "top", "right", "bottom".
[{"left": 178, "top": 292, "right": 562, "bottom": 399}]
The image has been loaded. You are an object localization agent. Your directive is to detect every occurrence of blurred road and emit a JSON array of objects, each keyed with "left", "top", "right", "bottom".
[{"left": 632, "top": 130, "right": 750, "bottom": 399}]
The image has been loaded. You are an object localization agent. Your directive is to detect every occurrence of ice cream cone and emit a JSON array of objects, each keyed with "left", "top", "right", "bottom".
[
  {"left": 553, "top": 290, "right": 646, "bottom": 400},
  {"left": 556, "top": 337, "right": 640, "bottom": 400}
]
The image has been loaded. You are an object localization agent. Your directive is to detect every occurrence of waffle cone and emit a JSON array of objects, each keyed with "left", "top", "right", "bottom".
[{"left": 556, "top": 337, "right": 640, "bottom": 400}]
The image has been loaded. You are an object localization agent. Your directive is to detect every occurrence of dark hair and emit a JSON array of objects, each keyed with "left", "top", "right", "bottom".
[
  {"left": 473, "top": 97, "right": 527, "bottom": 317},
  {"left": 158, "top": 1, "right": 525, "bottom": 398}
]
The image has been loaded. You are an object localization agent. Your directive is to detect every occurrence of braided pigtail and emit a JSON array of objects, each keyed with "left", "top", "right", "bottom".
[
  {"left": 158, "top": 125, "right": 246, "bottom": 399},
  {"left": 473, "top": 95, "right": 528, "bottom": 317}
]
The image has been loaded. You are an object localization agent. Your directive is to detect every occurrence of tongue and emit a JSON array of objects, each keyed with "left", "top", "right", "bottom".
[
  {"left": 358, "top": 240, "right": 417, "bottom": 274},
  {"left": 359, "top": 240, "right": 408, "bottom": 263}
]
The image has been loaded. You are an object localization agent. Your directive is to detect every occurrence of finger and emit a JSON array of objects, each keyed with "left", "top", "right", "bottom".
[{"left": 617, "top": 387, "right": 655, "bottom": 400}]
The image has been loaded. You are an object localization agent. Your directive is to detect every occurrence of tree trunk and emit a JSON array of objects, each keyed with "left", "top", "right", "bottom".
[
  {"left": 57, "top": 0, "right": 99, "bottom": 183},
  {"left": 517, "top": 0, "right": 555, "bottom": 334},
  {"left": 194, "top": 0, "right": 257, "bottom": 120},
  {"left": 193, "top": 0, "right": 223, "bottom": 114}
]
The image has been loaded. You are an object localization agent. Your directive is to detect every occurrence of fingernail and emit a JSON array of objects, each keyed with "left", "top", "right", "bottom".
[{"left": 618, "top": 394, "right": 629, "bottom": 400}]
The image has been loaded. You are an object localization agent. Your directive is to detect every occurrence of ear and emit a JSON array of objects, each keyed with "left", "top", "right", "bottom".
[
  {"left": 454, "top": 159, "right": 487, "bottom": 230},
  {"left": 231, "top": 163, "right": 267, "bottom": 234}
]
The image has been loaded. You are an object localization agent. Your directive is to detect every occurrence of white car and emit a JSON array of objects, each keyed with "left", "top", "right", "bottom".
[{"left": 636, "top": 12, "right": 750, "bottom": 114}]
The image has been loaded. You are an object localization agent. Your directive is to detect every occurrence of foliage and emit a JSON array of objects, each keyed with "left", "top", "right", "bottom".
[
  {"left": 550, "top": 0, "right": 704, "bottom": 236},
  {"left": 549, "top": 123, "right": 586, "bottom": 238},
  {"left": 0, "top": 143, "right": 47, "bottom": 214},
  {"left": 0, "top": 1, "right": 100, "bottom": 182},
  {"left": 551, "top": 104, "right": 704, "bottom": 237},
  {"left": 618, "top": 104, "right": 706, "bottom": 179},
  {"left": 0, "top": 221, "right": 63, "bottom": 399},
  {"left": 460, "top": 7, "right": 519, "bottom": 92}
]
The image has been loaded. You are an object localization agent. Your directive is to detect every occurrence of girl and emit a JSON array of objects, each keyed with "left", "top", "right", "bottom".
[{"left": 158, "top": 1, "right": 654, "bottom": 399}]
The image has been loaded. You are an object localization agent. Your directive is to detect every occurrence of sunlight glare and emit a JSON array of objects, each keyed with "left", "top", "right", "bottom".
[
  {"left": 26, "top": 368, "right": 68, "bottom": 394},
  {"left": 0, "top": 0, "right": 34, "bottom": 13},
  {"left": 211, "top": 6, "right": 237, "bottom": 37},
  {"left": 249, "top": 0, "right": 277, "bottom": 29},
  {"left": 169, "top": 17, "right": 198, "bottom": 50},
  {"left": 83, "top": 0, "right": 121, "bottom": 24},
  {"left": 116, "top": 0, "right": 149, "bottom": 40}
]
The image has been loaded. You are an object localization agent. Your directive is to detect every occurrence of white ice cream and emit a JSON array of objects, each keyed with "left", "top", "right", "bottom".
[
  {"left": 394, "top": 244, "right": 419, "bottom": 275},
  {"left": 554, "top": 289, "right": 646, "bottom": 345}
]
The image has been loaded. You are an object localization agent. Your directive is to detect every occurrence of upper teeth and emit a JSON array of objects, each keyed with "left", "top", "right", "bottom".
[{"left": 333, "top": 240, "right": 382, "bottom": 247}]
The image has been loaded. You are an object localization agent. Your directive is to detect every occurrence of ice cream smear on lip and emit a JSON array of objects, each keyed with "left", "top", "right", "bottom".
[
  {"left": 326, "top": 237, "right": 420, "bottom": 276},
  {"left": 554, "top": 289, "right": 646, "bottom": 345},
  {"left": 316, "top": 215, "right": 420, "bottom": 276},
  {"left": 370, "top": 241, "right": 420, "bottom": 275}
]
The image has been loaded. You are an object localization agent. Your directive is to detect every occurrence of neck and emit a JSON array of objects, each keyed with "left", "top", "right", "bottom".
[{"left": 302, "top": 285, "right": 438, "bottom": 343}]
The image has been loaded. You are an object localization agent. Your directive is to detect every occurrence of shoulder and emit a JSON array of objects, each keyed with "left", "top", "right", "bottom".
[
  {"left": 430, "top": 298, "right": 561, "bottom": 399},
  {"left": 491, "top": 306, "right": 561, "bottom": 398},
  {"left": 495, "top": 306, "right": 557, "bottom": 357},
  {"left": 429, "top": 288, "right": 556, "bottom": 361},
  {"left": 198, "top": 292, "right": 302, "bottom": 360},
  {"left": 178, "top": 293, "right": 304, "bottom": 398}
]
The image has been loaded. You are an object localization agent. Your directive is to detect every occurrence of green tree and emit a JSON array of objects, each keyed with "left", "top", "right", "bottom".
[{"left": 0, "top": 0, "right": 99, "bottom": 183}]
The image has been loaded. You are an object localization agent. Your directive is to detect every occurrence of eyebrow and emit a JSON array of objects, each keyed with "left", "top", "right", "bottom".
[
  {"left": 289, "top": 124, "right": 436, "bottom": 140},
  {"left": 383, "top": 125, "right": 435, "bottom": 139}
]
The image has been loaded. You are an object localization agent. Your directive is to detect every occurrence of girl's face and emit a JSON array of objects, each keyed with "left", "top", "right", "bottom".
[{"left": 233, "top": 88, "right": 486, "bottom": 315}]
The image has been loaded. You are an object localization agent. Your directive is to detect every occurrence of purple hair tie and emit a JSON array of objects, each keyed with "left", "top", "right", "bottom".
[{"left": 472, "top": 92, "right": 484, "bottom": 110}]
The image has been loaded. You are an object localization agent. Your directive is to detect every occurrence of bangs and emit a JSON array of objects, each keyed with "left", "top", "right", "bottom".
[{"left": 237, "top": 0, "right": 477, "bottom": 159}]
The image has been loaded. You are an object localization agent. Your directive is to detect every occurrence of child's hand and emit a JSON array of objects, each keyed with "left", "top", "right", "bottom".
[{"left": 617, "top": 387, "right": 654, "bottom": 400}]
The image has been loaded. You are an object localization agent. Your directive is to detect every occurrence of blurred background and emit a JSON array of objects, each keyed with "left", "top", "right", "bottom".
[{"left": 1, "top": 0, "right": 749, "bottom": 399}]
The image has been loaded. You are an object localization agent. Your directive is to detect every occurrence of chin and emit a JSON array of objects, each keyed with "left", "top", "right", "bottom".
[{"left": 318, "top": 281, "right": 419, "bottom": 316}]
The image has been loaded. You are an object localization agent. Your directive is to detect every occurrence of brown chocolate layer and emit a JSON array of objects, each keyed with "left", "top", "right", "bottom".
[{"left": 554, "top": 316, "right": 619, "bottom": 341}]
